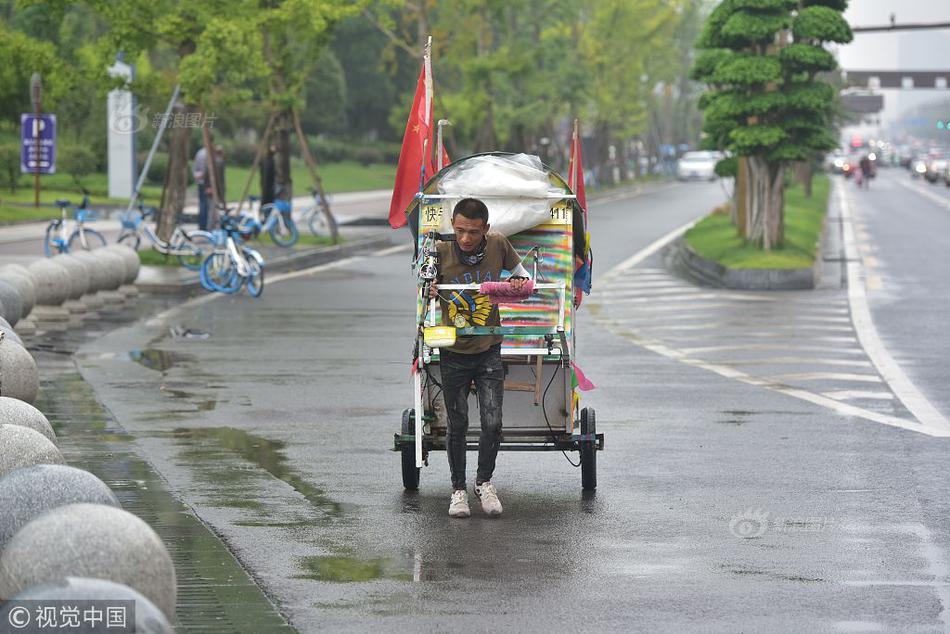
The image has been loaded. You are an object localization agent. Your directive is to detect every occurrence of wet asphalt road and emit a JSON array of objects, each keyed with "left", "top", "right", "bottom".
[{"left": 72, "top": 177, "right": 950, "bottom": 632}]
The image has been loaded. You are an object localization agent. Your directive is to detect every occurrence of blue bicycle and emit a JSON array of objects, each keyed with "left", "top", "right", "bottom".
[
  {"left": 239, "top": 195, "right": 298, "bottom": 247},
  {"left": 43, "top": 196, "right": 106, "bottom": 257},
  {"left": 199, "top": 212, "right": 265, "bottom": 297}
]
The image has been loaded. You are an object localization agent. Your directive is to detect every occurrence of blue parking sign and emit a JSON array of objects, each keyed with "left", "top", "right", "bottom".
[{"left": 20, "top": 114, "right": 56, "bottom": 174}]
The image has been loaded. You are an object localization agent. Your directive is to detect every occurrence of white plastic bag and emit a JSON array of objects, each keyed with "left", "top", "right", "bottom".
[{"left": 437, "top": 154, "right": 562, "bottom": 236}]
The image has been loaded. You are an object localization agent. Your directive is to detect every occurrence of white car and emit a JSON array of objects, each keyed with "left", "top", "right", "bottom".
[{"left": 676, "top": 151, "right": 721, "bottom": 181}]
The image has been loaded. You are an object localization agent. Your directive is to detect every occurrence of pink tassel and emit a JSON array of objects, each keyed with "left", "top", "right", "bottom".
[
  {"left": 479, "top": 280, "right": 535, "bottom": 304},
  {"left": 572, "top": 362, "right": 596, "bottom": 391}
]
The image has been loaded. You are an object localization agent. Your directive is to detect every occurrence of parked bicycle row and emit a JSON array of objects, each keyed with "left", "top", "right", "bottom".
[{"left": 41, "top": 188, "right": 340, "bottom": 299}]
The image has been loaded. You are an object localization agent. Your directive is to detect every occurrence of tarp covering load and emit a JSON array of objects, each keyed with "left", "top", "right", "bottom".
[{"left": 435, "top": 153, "right": 564, "bottom": 237}]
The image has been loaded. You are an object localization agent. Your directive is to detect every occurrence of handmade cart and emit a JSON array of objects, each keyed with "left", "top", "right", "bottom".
[{"left": 393, "top": 152, "right": 602, "bottom": 491}]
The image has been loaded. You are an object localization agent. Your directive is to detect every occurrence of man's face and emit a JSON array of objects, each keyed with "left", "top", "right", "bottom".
[{"left": 452, "top": 214, "right": 489, "bottom": 253}]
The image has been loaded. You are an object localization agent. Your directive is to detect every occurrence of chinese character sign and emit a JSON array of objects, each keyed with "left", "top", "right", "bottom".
[{"left": 20, "top": 114, "right": 56, "bottom": 174}]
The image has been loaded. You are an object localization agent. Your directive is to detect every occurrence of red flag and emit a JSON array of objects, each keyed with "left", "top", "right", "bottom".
[
  {"left": 388, "top": 66, "right": 435, "bottom": 229},
  {"left": 567, "top": 119, "right": 587, "bottom": 218}
]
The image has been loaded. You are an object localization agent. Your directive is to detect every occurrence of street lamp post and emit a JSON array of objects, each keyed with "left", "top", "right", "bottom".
[{"left": 31, "top": 73, "right": 41, "bottom": 208}]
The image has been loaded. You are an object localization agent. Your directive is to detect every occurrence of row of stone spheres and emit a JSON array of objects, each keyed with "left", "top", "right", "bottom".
[{"left": 0, "top": 245, "right": 177, "bottom": 633}]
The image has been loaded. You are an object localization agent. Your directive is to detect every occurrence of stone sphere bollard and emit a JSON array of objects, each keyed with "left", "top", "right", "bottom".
[
  {"left": 0, "top": 338, "right": 39, "bottom": 404},
  {"left": 0, "top": 397, "right": 55, "bottom": 443},
  {"left": 0, "top": 464, "right": 118, "bottom": 551},
  {"left": 27, "top": 259, "right": 71, "bottom": 307},
  {"left": 50, "top": 254, "right": 91, "bottom": 301},
  {"left": 3, "top": 577, "right": 174, "bottom": 634},
  {"left": 69, "top": 251, "right": 107, "bottom": 293},
  {"left": 95, "top": 250, "right": 126, "bottom": 292},
  {"left": 0, "top": 503, "right": 177, "bottom": 620},
  {"left": 0, "top": 426, "right": 64, "bottom": 477},
  {"left": 0, "top": 280, "right": 23, "bottom": 327},
  {"left": 0, "top": 268, "right": 35, "bottom": 321},
  {"left": 0, "top": 317, "right": 24, "bottom": 347},
  {"left": 108, "top": 244, "right": 141, "bottom": 285}
]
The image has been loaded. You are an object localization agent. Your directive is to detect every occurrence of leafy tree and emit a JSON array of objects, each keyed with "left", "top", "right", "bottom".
[{"left": 691, "top": 0, "right": 852, "bottom": 249}]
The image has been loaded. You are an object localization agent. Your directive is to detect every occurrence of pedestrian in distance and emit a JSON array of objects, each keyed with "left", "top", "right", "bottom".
[
  {"left": 192, "top": 143, "right": 211, "bottom": 230},
  {"left": 859, "top": 154, "right": 873, "bottom": 189},
  {"left": 427, "top": 198, "right": 532, "bottom": 519}
]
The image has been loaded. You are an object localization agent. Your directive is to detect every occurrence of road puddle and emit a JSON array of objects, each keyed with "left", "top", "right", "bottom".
[
  {"left": 129, "top": 348, "right": 192, "bottom": 372},
  {"left": 161, "top": 426, "right": 349, "bottom": 519},
  {"left": 298, "top": 555, "right": 412, "bottom": 583}
]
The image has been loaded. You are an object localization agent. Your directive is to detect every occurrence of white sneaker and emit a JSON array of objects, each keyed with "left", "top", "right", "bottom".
[
  {"left": 474, "top": 481, "right": 503, "bottom": 517},
  {"left": 448, "top": 489, "right": 471, "bottom": 518}
]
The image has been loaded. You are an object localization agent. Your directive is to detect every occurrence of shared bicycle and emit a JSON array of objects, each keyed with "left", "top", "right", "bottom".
[
  {"left": 116, "top": 198, "right": 216, "bottom": 271},
  {"left": 43, "top": 195, "right": 107, "bottom": 257},
  {"left": 239, "top": 195, "right": 298, "bottom": 247},
  {"left": 199, "top": 212, "right": 265, "bottom": 297}
]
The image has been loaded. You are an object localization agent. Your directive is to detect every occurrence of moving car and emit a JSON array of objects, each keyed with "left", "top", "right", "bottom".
[{"left": 675, "top": 151, "right": 721, "bottom": 181}]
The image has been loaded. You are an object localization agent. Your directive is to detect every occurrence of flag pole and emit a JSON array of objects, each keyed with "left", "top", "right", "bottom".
[
  {"left": 424, "top": 36, "right": 433, "bottom": 174},
  {"left": 570, "top": 119, "right": 579, "bottom": 191}
]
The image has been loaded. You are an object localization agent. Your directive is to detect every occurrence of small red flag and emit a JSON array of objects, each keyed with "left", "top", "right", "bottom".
[{"left": 388, "top": 67, "right": 435, "bottom": 229}]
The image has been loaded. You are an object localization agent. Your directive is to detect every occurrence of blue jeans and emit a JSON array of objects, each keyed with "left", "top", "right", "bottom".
[
  {"left": 197, "top": 185, "right": 209, "bottom": 230},
  {"left": 440, "top": 345, "right": 504, "bottom": 490}
]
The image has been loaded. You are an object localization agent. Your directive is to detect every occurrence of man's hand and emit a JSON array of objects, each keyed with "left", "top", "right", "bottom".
[
  {"left": 509, "top": 277, "right": 527, "bottom": 291},
  {"left": 427, "top": 283, "right": 438, "bottom": 299}
]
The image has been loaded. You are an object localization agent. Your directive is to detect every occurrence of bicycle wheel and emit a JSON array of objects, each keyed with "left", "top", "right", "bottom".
[
  {"left": 200, "top": 251, "right": 239, "bottom": 293},
  {"left": 117, "top": 232, "right": 142, "bottom": 251},
  {"left": 268, "top": 214, "right": 298, "bottom": 247},
  {"left": 68, "top": 228, "right": 107, "bottom": 251},
  {"left": 245, "top": 253, "right": 264, "bottom": 297},
  {"left": 306, "top": 207, "right": 338, "bottom": 239},
  {"left": 178, "top": 230, "right": 216, "bottom": 271}
]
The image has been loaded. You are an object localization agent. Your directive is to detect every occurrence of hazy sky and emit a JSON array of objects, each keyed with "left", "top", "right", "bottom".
[{"left": 836, "top": 0, "right": 950, "bottom": 123}]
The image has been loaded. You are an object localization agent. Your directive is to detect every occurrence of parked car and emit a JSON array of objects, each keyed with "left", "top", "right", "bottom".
[
  {"left": 925, "top": 157, "right": 948, "bottom": 184},
  {"left": 675, "top": 151, "right": 721, "bottom": 181}
]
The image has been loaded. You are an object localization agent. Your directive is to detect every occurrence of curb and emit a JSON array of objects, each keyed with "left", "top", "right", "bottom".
[
  {"left": 675, "top": 218, "right": 826, "bottom": 291},
  {"left": 136, "top": 234, "right": 394, "bottom": 294}
]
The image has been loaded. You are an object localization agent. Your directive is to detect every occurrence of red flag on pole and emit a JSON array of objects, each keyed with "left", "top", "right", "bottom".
[
  {"left": 567, "top": 119, "right": 587, "bottom": 219},
  {"left": 388, "top": 59, "right": 435, "bottom": 229}
]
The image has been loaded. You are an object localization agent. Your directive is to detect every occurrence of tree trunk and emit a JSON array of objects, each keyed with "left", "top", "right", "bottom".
[
  {"left": 745, "top": 156, "right": 784, "bottom": 250},
  {"left": 273, "top": 108, "right": 293, "bottom": 201},
  {"left": 795, "top": 161, "right": 813, "bottom": 198},
  {"left": 734, "top": 156, "right": 747, "bottom": 233},
  {"left": 157, "top": 100, "right": 190, "bottom": 242}
]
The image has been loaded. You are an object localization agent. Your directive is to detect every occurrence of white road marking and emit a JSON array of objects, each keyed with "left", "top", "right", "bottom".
[
  {"left": 839, "top": 184, "right": 950, "bottom": 436},
  {"left": 896, "top": 179, "right": 950, "bottom": 211},
  {"left": 823, "top": 390, "right": 895, "bottom": 401},
  {"left": 679, "top": 344, "right": 867, "bottom": 356},
  {"left": 591, "top": 182, "right": 950, "bottom": 436},
  {"left": 375, "top": 244, "right": 412, "bottom": 257},
  {"left": 766, "top": 372, "right": 883, "bottom": 384},
  {"left": 597, "top": 315, "right": 948, "bottom": 436},
  {"left": 721, "top": 357, "right": 872, "bottom": 368},
  {"left": 599, "top": 217, "right": 702, "bottom": 283}
]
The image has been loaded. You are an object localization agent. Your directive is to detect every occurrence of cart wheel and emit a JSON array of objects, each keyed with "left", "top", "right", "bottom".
[
  {"left": 401, "top": 408, "right": 420, "bottom": 491},
  {"left": 580, "top": 407, "right": 597, "bottom": 491}
]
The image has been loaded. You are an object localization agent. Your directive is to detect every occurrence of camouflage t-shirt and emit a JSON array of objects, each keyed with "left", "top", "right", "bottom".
[{"left": 436, "top": 232, "right": 522, "bottom": 354}]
